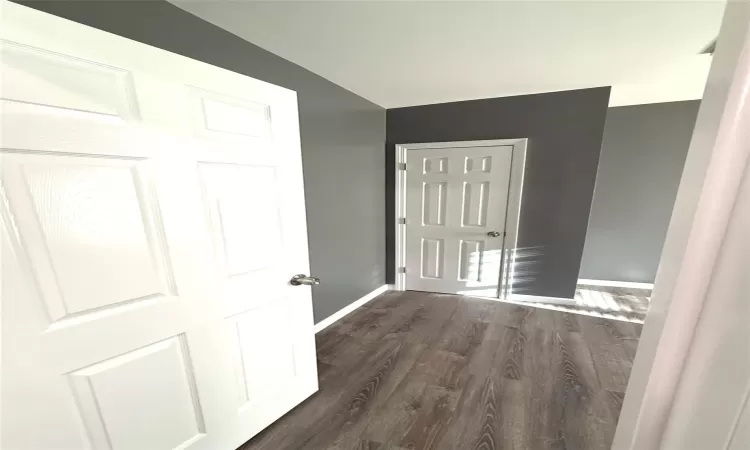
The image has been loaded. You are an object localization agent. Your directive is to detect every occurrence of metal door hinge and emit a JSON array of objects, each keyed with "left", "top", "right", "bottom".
[
  {"left": 398, "top": 163, "right": 407, "bottom": 171},
  {"left": 397, "top": 218, "right": 407, "bottom": 225},
  {"left": 398, "top": 267, "right": 407, "bottom": 274}
]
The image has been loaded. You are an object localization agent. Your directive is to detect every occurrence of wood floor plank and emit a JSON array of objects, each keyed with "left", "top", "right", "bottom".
[
  {"left": 436, "top": 324, "right": 526, "bottom": 449},
  {"left": 470, "top": 375, "right": 501, "bottom": 450},
  {"left": 353, "top": 295, "right": 491, "bottom": 449},
  {"left": 574, "top": 316, "right": 638, "bottom": 392},
  {"left": 498, "top": 376, "right": 534, "bottom": 450},
  {"left": 240, "top": 337, "right": 407, "bottom": 450},
  {"left": 320, "top": 294, "right": 460, "bottom": 450},
  {"left": 239, "top": 291, "right": 642, "bottom": 450}
]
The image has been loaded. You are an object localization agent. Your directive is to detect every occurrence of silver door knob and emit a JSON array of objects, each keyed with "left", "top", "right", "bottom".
[
  {"left": 487, "top": 231, "right": 502, "bottom": 237},
  {"left": 290, "top": 274, "right": 320, "bottom": 286}
]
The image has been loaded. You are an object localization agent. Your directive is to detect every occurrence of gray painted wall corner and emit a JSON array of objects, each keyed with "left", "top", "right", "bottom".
[{"left": 579, "top": 100, "right": 700, "bottom": 283}]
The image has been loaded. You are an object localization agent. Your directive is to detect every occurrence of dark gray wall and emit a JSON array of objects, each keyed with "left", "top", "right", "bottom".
[
  {"left": 579, "top": 101, "right": 700, "bottom": 283},
  {"left": 387, "top": 88, "right": 611, "bottom": 298},
  {"left": 17, "top": 0, "right": 386, "bottom": 323}
]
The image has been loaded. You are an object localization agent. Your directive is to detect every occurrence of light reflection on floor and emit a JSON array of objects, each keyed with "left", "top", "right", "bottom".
[
  {"left": 457, "top": 284, "right": 650, "bottom": 324},
  {"left": 573, "top": 285, "right": 650, "bottom": 322}
]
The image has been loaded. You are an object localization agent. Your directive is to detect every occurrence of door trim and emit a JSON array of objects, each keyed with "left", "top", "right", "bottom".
[{"left": 394, "top": 139, "right": 528, "bottom": 295}]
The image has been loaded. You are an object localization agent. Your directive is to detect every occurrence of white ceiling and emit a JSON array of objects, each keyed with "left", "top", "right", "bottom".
[{"left": 174, "top": 0, "right": 726, "bottom": 108}]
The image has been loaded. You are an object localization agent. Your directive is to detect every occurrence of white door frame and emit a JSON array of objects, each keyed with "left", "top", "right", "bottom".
[
  {"left": 394, "top": 138, "right": 527, "bottom": 296},
  {"left": 612, "top": 2, "right": 750, "bottom": 449}
]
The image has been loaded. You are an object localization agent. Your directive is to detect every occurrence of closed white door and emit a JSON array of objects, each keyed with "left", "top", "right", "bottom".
[
  {"left": 404, "top": 143, "right": 523, "bottom": 297},
  {"left": 1, "top": 4, "right": 317, "bottom": 450}
]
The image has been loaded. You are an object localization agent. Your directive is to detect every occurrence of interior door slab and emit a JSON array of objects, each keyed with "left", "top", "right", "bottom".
[{"left": 1, "top": 3, "right": 317, "bottom": 449}]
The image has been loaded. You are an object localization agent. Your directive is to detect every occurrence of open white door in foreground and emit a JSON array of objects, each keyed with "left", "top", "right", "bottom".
[{"left": 1, "top": 3, "right": 317, "bottom": 449}]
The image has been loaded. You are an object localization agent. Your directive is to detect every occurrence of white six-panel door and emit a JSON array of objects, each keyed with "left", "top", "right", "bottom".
[
  {"left": 405, "top": 145, "right": 518, "bottom": 297},
  {"left": 1, "top": 3, "right": 317, "bottom": 449}
]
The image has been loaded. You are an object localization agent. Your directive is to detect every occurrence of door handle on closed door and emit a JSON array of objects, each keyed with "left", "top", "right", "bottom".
[
  {"left": 290, "top": 274, "right": 321, "bottom": 286},
  {"left": 487, "top": 231, "right": 502, "bottom": 237}
]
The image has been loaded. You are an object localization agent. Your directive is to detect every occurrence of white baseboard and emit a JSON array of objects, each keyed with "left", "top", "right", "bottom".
[
  {"left": 313, "top": 285, "right": 391, "bottom": 333},
  {"left": 577, "top": 279, "right": 655, "bottom": 290},
  {"left": 506, "top": 293, "right": 577, "bottom": 305}
]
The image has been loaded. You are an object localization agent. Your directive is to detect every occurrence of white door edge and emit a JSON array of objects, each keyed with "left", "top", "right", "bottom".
[
  {"left": 612, "top": 3, "right": 750, "bottom": 450},
  {"left": 394, "top": 138, "right": 527, "bottom": 296}
]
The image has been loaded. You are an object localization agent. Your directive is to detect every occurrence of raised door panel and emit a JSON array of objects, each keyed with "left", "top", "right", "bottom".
[
  {"left": 423, "top": 157, "right": 448, "bottom": 174},
  {"left": 422, "top": 182, "right": 447, "bottom": 226},
  {"left": 461, "top": 181, "right": 490, "bottom": 228},
  {"left": 227, "top": 301, "right": 297, "bottom": 410},
  {"left": 458, "top": 239, "right": 485, "bottom": 282},
  {"left": 198, "top": 162, "right": 284, "bottom": 317},
  {"left": 464, "top": 155, "right": 492, "bottom": 173},
  {"left": 421, "top": 238, "right": 445, "bottom": 280},
  {"left": 222, "top": 292, "right": 316, "bottom": 443},
  {"left": 1, "top": 41, "right": 139, "bottom": 119},
  {"left": 190, "top": 88, "right": 271, "bottom": 142},
  {"left": 2, "top": 153, "right": 175, "bottom": 326},
  {"left": 458, "top": 238, "right": 502, "bottom": 289},
  {"left": 69, "top": 337, "right": 206, "bottom": 450}
]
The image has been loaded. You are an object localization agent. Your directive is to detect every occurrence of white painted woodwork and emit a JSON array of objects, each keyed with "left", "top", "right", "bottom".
[
  {"left": 727, "top": 399, "right": 750, "bottom": 450},
  {"left": 1, "top": 3, "right": 317, "bottom": 450},
  {"left": 612, "top": 3, "right": 750, "bottom": 450},
  {"left": 68, "top": 337, "right": 205, "bottom": 450},
  {"left": 404, "top": 145, "right": 513, "bottom": 296},
  {"left": 659, "top": 152, "right": 750, "bottom": 449}
]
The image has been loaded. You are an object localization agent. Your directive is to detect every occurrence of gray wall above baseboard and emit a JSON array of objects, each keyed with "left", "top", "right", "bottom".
[
  {"left": 579, "top": 101, "right": 701, "bottom": 284},
  {"left": 386, "top": 88, "right": 612, "bottom": 299},
  {"left": 16, "top": 0, "right": 387, "bottom": 323}
]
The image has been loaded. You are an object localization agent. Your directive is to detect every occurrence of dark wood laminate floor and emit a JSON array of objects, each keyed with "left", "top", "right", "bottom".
[{"left": 240, "top": 291, "right": 642, "bottom": 450}]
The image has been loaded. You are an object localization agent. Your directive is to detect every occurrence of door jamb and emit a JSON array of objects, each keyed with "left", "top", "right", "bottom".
[
  {"left": 612, "top": 3, "right": 750, "bottom": 449},
  {"left": 394, "top": 139, "right": 528, "bottom": 295}
]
